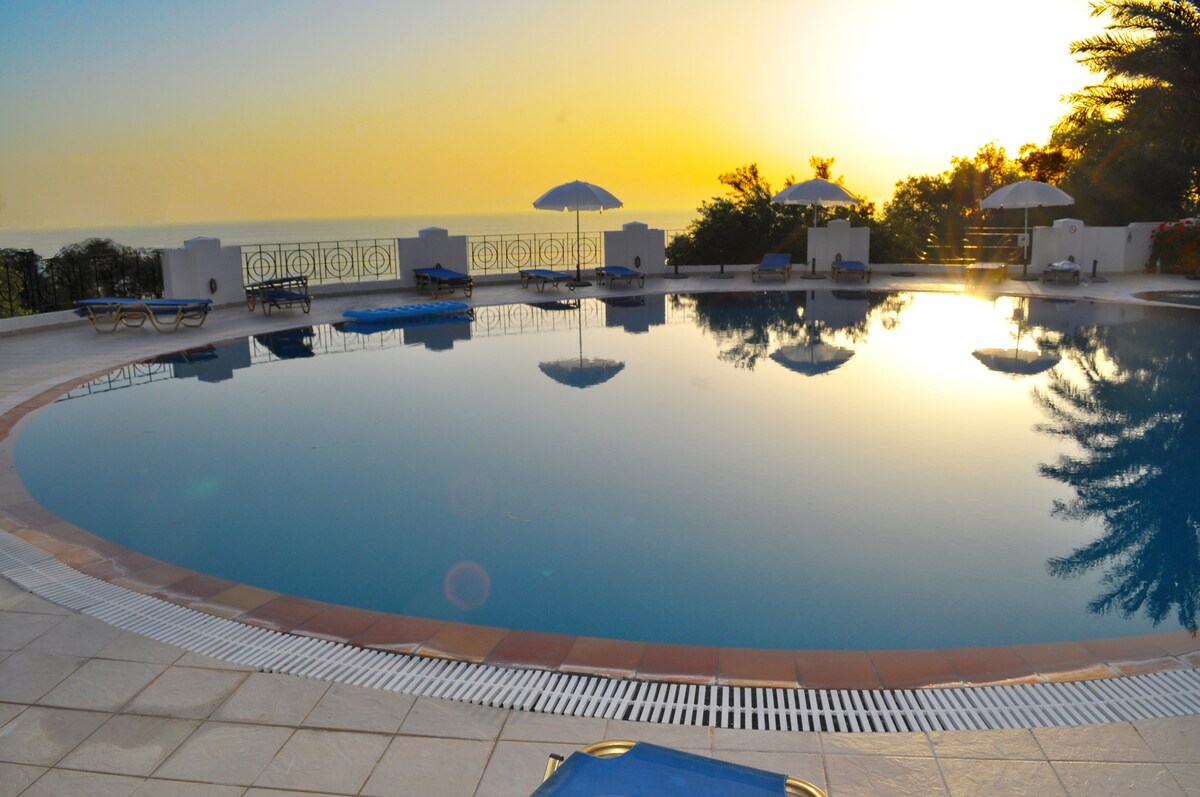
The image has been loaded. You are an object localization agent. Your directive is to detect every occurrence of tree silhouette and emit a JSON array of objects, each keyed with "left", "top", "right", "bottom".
[{"left": 1036, "top": 308, "right": 1200, "bottom": 633}]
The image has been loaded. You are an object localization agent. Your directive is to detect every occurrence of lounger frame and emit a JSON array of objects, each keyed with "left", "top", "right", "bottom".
[
  {"left": 751, "top": 253, "right": 792, "bottom": 282},
  {"left": 76, "top": 298, "right": 212, "bottom": 333},
  {"left": 519, "top": 269, "right": 575, "bottom": 292},
  {"left": 414, "top": 266, "right": 474, "bottom": 299},
  {"left": 595, "top": 266, "right": 645, "bottom": 289},
  {"left": 831, "top": 255, "right": 871, "bottom": 283},
  {"left": 245, "top": 275, "right": 312, "bottom": 315}
]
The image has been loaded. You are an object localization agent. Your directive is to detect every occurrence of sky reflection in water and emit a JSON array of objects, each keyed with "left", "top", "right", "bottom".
[{"left": 15, "top": 291, "right": 1199, "bottom": 650}]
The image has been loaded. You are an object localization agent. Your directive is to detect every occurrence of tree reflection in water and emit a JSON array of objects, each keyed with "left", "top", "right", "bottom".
[
  {"left": 1036, "top": 306, "right": 1200, "bottom": 634},
  {"left": 674, "top": 289, "right": 909, "bottom": 370}
]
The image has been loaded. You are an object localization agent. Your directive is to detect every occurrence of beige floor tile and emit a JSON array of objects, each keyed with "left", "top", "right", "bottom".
[
  {"left": 820, "top": 730, "right": 934, "bottom": 758},
  {"left": 95, "top": 631, "right": 185, "bottom": 665},
  {"left": 603, "top": 718, "right": 712, "bottom": 751},
  {"left": 0, "top": 610, "right": 61, "bottom": 650},
  {"left": 153, "top": 722, "right": 292, "bottom": 786},
  {"left": 24, "top": 613, "right": 123, "bottom": 657},
  {"left": 710, "top": 750, "right": 827, "bottom": 794},
  {"left": 242, "top": 789, "right": 347, "bottom": 797},
  {"left": 1, "top": 594, "right": 72, "bottom": 616},
  {"left": 398, "top": 696, "right": 509, "bottom": 740},
  {"left": 713, "top": 726, "right": 823, "bottom": 754},
  {"left": 0, "top": 706, "right": 110, "bottom": 766},
  {"left": 0, "top": 650, "right": 83, "bottom": 703},
  {"left": 211, "top": 671, "right": 329, "bottom": 726},
  {"left": 59, "top": 715, "right": 200, "bottom": 776},
  {"left": 173, "top": 652, "right": 256, "bottom": 671},
  {"left": 500, "top": 709, "right": 607, "bottom": 743},
  {"left": 361, "top": 735, "right": 493, "bottom": 797},
  {"left": 1034, "top": 723, "right": 1161, "bottom": 763},
  {"left": 1163, "top": 763, "right": 1200, "bottom": 795},
  {"left": 19, "top": 769, "right": 144, "bottom": 797},
  {"left": 302, "top": 682, "right": 415, "bottom": 733},
  {"left": 132, "top": 781, "right": 245, "bottom": 797},
  {"left": 929, "top": 728, "right": 1045, "bottom": 760},
  {"left": 0, "top": 762, "right": 44, "bottom": 797},
  {"left": 125, "top": 666, "right": 249, "bottom": 720},
  {"left": 473, "top": 740, "right": 580, "bottom": 797},
  {"left": 939, "top": 758, "right": 1067, "bottom": 796},
  {"left": 0, "top": 701, "right": 23, "bottom": 727},
  {"left": 254, "top": 728, "right": 390, "bottom": 793},
  {"left": 39, "top": 659, "right": 165, "bottom": 712},
  {"left": 1052, "top": 761, "right": 1186, "bottom": 795},
  {"left": 1134, "top": 717, "right": 1200, "bottom": 764},
  {"left": 825, "top": 753, "right": 949, "bottom": 796}
]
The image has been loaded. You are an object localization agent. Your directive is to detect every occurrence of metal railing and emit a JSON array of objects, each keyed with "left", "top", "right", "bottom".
[
  {"left": 242, "top": 239, "right": 398, "bottom": 285},
  {"left": 1, "top": 251, "right": 163, "bottom": 318},
  {"left": 921, "top": 226, "right": 1024, "bottom": 264},
  {"left": 467, "top": 232, "right": 602, "bottom": 275}
]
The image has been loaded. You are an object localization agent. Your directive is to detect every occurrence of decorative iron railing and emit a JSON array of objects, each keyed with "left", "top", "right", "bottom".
[
  {"left": 922, "top": 226, "right": 1025, "bottom": 264},
  {"left": 0, "top": 251, "right": 163, "bottom": 318},
  {"left": 241, "top": 239, "right": 398, "bottom": 285},
  {"left": 466, "top": 232, "right": 602, "bottom": 275}
]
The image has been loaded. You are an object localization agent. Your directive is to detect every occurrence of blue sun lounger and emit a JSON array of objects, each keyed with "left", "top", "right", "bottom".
[
  {"left": 535, "top": 740, "right": 825, "bottom": 796},
  {"left": 245, "top": 275, "right": 312, "bottom": 315},
  {"left": 831, "top": 254, "right": 871, "bottom": 283},
  {"left": 519, "top": 268, "right": 574, "bottom": 292},
  {"left": 413, "top": 266, "right": 474, "bottom": 299},
  {"left": 751, "top": 253, "right": 792, "bottom": 282},
  {"left": 75, "top": 298, "right": 212, "bottom": 333},
  {"left": 595, "top": 265, "right": 644, "bottom": 288}
]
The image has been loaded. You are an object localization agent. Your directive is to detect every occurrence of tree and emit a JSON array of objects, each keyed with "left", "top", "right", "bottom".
[
  {"left": 1036, "top": 308, "right": 1200, "bottom": 633},
  {"left": 666, "top": 161, "right": 878, "bottom": 267},
  {"left": 877, "top": 144, "right": 1022, "bottom": 262},
  {"left": 1061, "top": 0, "right": 1200, "bottom": 220}
]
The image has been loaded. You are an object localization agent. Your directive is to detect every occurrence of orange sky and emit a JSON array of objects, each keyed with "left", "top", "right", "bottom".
[{"left": 0, "top": 1, "right": 1109, "bottom": 229}]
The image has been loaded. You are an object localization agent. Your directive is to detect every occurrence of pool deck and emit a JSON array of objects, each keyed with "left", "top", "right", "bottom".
[{"left": 1, "top": 270, "right": 1199, "bottom": 795}]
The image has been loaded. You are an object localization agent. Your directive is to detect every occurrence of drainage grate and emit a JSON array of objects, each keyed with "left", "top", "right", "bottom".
[{"left": 2, "top": 530, "right": 1198, "bottom": 732}]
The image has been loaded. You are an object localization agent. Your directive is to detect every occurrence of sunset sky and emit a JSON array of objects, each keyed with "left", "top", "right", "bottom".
[{"left": 0, "top": 0, "right": 1108, "bottom": 230}]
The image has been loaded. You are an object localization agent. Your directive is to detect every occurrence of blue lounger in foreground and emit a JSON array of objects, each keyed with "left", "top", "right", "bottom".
[
  {"left": 520, "top": 268, "right": 574, "bottom": 292},
  {"left": 535, "top": 740, "right": 825, "bottom": 796},
  {"left": 75, "top": 298, "right": 212, "bottom": 333},
  {"left": 831, "top": 254, "right": 871, "bottom": 283},
  {"left": 595, "top": 265, "right": 645, "bottom": 288},
  {"left": 751, "top": 253, "right": 792, "bottom": 282},
  {"left": 413, "top": 266, "right": 474, "bottom": 298},
  {"left": 342, "top": 301, "right": 472, "bottom": 324}
]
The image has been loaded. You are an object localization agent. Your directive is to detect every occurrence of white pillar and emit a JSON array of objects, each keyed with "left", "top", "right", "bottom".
[
  {"left": 161, "top": 237, "right": 244, "bottom": 306},
  {"left": 396, "top": 227, "right": 469, "bottom": 287},
  {"left": 602, "top": 221, "right": 666, "bottom": 274}
]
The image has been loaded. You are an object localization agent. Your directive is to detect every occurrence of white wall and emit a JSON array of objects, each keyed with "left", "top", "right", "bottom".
[
  {"left": 395, "top": 227, "right": 469, "bottom": 287},
  {"left": 807, "top": 219, "right": 869, "bottom": 271},
  {"left": 1030, "top": 219, "right": 1159, "bottom": 275},
  {"left": 161, "top": 237, "right": 244, "bottom": 305},
  {"left": 602, "top": 222, "right": 666, "bottom": 274}
]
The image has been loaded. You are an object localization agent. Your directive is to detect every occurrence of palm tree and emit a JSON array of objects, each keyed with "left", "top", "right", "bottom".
[
  {"left": 1068, "top": 0, "right": 1200, "bottom": 154},
  {"left": 1035, "top": 309, "right": 1200, "bottom": 633}
]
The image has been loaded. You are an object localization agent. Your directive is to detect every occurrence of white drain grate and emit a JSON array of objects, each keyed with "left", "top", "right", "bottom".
[{"left": 2, "top": 529, "right": 1198, "bottom": 732}]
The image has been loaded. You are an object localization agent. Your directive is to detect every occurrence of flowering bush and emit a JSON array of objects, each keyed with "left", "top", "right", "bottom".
[{"left": 1150, "top": 219, "right": 1200, "bottom": 274}]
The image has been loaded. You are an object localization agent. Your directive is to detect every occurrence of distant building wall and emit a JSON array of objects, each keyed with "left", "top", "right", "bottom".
[
  {"left": 602, "top": 222, "right": 666, "bottom": 274},
  {"left": 396, "top": 227, "right": 469, "bottom": 287},
  {"left": 161, "top": 237, "right": 243, "bottom": 306},
  {"left": 1030, "top": 219, "right": 1159, "bottom": 275},
  {"left": 807, "top": 219, "right": 869, "bottom": 271}
]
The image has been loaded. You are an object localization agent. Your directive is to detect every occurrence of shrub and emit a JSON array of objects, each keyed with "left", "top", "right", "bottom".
[{"left": 1150, "top": 219, "right": 1200, "bottom": 274}]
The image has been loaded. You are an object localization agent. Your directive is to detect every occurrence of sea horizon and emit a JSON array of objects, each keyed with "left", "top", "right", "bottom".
[{"left": 1, "top": 208, "right": 698, "bottom": 258}]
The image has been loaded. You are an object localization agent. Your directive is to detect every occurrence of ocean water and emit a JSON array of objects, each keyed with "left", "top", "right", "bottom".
[{"left": 1, "top": 209, "right": 697, "bottom": 258}]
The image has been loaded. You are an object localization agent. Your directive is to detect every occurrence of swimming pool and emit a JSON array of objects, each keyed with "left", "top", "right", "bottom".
[{"left": 14, "top": 290, "right": 1199, "bottom": 651}]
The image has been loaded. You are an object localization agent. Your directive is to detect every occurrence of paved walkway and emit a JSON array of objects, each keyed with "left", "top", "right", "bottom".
[{"left": 1, "top": 272, "right": 1199, "bottom": 796}]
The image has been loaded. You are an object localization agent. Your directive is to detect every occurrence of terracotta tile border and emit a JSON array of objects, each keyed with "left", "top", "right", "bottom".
[{"left": 1, "top": 362, "right": 1198, "bottom": 689}]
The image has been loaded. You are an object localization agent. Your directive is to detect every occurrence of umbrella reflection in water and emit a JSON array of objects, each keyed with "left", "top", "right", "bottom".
[
  {"left": 769, "top": 342, "right": 854, "bottom": 377},
  {"left": 538, "top": 299, "right": 626, "bottom": 389},
  {"left": 972, "top": 297, "right": 1060, "bottom": 377}
]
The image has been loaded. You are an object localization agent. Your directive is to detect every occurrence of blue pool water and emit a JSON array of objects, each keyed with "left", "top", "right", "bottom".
[{"left": 15, "top": 291, "right": 1200, "bottom": 650}]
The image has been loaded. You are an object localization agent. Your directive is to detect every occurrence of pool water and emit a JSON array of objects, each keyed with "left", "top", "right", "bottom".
[{"left": 15, "top": 291, "right": 1200, "bottom": 650}]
